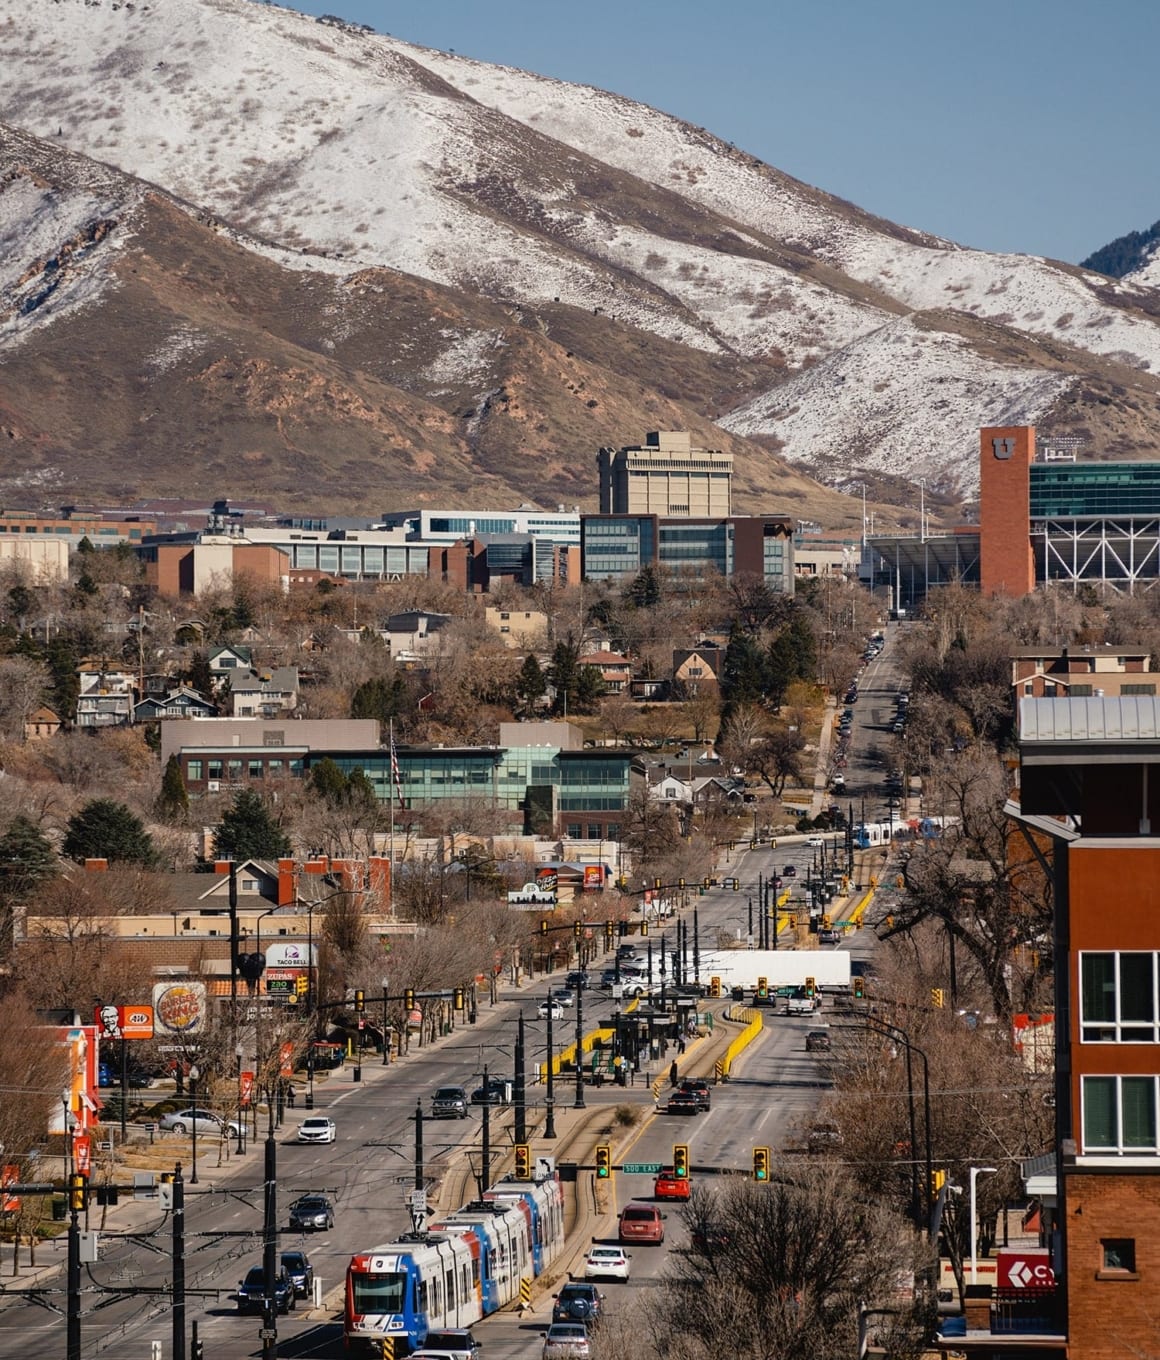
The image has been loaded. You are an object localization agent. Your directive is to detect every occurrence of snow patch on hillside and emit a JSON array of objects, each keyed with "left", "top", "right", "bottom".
[{"left": 722, "top": 317, "right": 1074, "bottom": 495}]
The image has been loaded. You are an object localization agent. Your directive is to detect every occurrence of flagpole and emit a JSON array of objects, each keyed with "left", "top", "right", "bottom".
[{"left": 389, "top": 718, "right": 395, "bottom": 865}]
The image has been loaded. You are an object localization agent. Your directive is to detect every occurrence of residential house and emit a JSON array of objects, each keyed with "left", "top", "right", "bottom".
[
  {"left": 484, "top": 607, "right": 549, "bottom": 649},
  {"left": 580, "top": 651, "right": 633, "bottom": 693},
  {"left": 1011, "top": 645, "right": 1153, "bottom": 699},
  {"left": 75, "top": 663, "right": 136, "bottom": 728},
  {"left": 133, "top": 687, "right": 218, "bottom": 722},
  {"left": 649, "top": 774, "right": 693, "bottom": 805},
  {"left": 382, "top": 611, "right": 453, "bottom": 661},
  {"left": 208, "top": 644, "right": 253, "bottom": 675},
  {"left": 227, "top": 666, "right": 299, "bottom": 719},
  {"left": 673, "top": 646, "right": 724, "bottom": 692},
  {"left": 23, "top": 706, "right": 62, "bottom": 741}
]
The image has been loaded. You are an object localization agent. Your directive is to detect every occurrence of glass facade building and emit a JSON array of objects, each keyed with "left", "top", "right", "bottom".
[
  {"left": 581, "top": 514, "right": 793, "bottom": 591},
  {"left": 1030, "top": 463, "right": 1160, "bottom": 519}
]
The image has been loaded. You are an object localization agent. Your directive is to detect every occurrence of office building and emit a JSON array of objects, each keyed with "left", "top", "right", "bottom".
[
  {"left": 597, "top": 431, "right": 733, "bottom": 517},
  {"left": 582, "top": 514, "right": 794, "bottom": 592}
]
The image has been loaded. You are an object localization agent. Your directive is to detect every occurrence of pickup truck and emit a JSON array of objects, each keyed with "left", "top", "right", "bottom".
[
  {"left": 507, "top": 883, "right": 558, "bottom": 906},
  {"left": 786, "top": 987, "right": 821, "bottom": 1016}
]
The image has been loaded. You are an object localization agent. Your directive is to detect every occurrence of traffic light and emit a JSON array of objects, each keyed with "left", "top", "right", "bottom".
[
  {"left": 752, "top": 1147, "right": 770, "bottom": 1181},
  {"left": 673, "top": 1143, "right": 689, "bottom": 1178},
  {"left": 573, "top": 920, "right": 582, "bottom": 940},
  {"left": 640, "top": 920, "right": 648, "bottom": 936},
  {"left": 931, "top": 988, "right": 945, "bottom": 1008},
  {"left": 354, "top": 989, "right": 365, "bottom": 1014},
  {"left": 822, "top": 914, "right": 831, "bottom": 930},
  {"left": 853, "top": 976, "right": 865, "bottom": 1000},
  {"left": 69, "top": 1172, "right": 87, "bottom": 1212},
  {"left": 595, "top": 1145, "right": 611, "bottom": 1179},
  {"left": 618, "top": 920, "right": 629, "bottom": 939},
  {"left": 931, "top": 1168, "right": 947, "bottom": 1196},
  {"left": 404, "top": 988, "right": 415, "bottom": 1011},
  {"left": 805, "top": 976, "right": 816, "bottom": 997},
  {"left": 514, "top": 1144, "right": 532, "bottom": 1179},
  {"left": 540, "top": 919, "right": 548, "bottom": 935},
  {"left": 678, "top": 877, "right": 686, "bottom": 888},
  {"left": 756, "top": 976, "right": 769, "bottom": 999},
  {"left": 454, "top": 987, "right": 465, "bottom": 1011},
  {"left": 654, "top": 878, "right": 662, "bottom": 890},
  {"left": 710, "top": 976, "right": 721, "bottom": 998},
  {"left": 703, "top": 876, "right": 711, "bottom": 889},
  {"left": 295, "top": 974, "right": 309, "bottom": 997},
  {"left": 605, "top": 919, "right": 615, "bottom": 940}
]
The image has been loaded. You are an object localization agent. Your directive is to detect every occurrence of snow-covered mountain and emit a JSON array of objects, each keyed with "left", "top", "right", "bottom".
[{"left": 2, "top": 0, "right": 1159, "bottom": 513}]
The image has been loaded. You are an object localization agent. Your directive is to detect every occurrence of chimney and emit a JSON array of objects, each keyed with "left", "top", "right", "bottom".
[
  {"left": 84, "top": 858, "right": 108, "bottom": 872},
  {"left": 214, "top": 859, "right": 233, "bottom": 875}
]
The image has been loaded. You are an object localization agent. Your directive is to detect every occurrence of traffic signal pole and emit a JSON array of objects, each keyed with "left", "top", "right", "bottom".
[
  {"left": 66, "top": 1175, "right": 82, "bottom": 1360},
  {"left": 261, "top": 1098, "right": 278, "bottom": 1360},
  {"left": 172, "top": 1163, "right": 186, "bottom": 1360},
  {"left": 514, "top": 1013, "right": 527, "bottom": 1146}
]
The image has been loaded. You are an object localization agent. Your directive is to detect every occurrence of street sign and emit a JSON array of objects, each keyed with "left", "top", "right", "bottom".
[
  {"left": 408, "top": 1189, "right": 427, "bottom": 1214},
  {"left": 621, "top": 1162, "right": 662, "bottom": 1174},
  {"left": 998, "top": 1250, "right": 1056, "bottom": 1290}
]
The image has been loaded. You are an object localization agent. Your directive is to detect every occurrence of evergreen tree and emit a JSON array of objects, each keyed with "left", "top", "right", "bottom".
[
  {"left": 309, "top": 757, "right": 349, "bottom": 804},
  {"left": 574, "top": 664, "right": 607, "bottom": 712},
  {"left": 45, "top": 637, "right": 80, "bottom": 722},
  {"left": 63, "top": 799, "right": 157, "bottom": 866},
  {"left": 156, "top": 755, "right": 190, "bottom": 822},
  {"left": 515, "top": 653, "right": 547, "bottom": 714},
  {"left": 6, "top": 585, "right": 32, "bottom": 625},
  {"left": 351, "top": 674, "right": 409, "bottom": 724},
  {"left": 624, "top": 565, "right": 662, "bottom": 609},
  {"left": 786, "top": 612, "right": 817, "bottom": 682},
  {"left": 547, "top": 637, "right": 582, "bottom": 716},
  {"left": 187, "top": 650, "right": 215, "bottom": 697},
  {"left": 766, "top": 631, "right": 796, "bottom": 709},
  {"left": 74, "top": 570, "right": 99, "bottom": 599},
  {"left": 0, "top": 815, "right": 58, "bottom": 894},
  {"left": 213, "top": 790, "right": 291, "bottom": 861},
  {"left": 721, "top": 627, "right": 767, "bottom": 704}
]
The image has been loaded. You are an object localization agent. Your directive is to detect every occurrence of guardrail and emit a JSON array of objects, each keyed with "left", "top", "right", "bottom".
[
  {"left": 540, "top": 995, "right": 640, "bottom": 1079},
  {"left": 719, "top": 1003, "right": 763, "bottom": 1080}
]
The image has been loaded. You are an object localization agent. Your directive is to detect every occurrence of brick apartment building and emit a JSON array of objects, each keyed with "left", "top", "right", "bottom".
[{"left": 973, "top": 695, "right": 1160, "bottom": 1358}]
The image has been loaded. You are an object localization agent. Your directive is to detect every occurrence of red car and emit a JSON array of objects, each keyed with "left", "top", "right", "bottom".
[
  {"left": 654, "top": 1168, "right": 691, "bottom": 1201},
  {"left": 619, "top": 1203, "right": 664, "bottom": 1245}
]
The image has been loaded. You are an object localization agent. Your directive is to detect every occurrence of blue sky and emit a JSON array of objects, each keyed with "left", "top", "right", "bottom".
[{"left": 286, "top": 0, "right": 1158, "bottom": 265}]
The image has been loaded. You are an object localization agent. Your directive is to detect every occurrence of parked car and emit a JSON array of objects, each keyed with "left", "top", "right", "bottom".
[
  {"left": 431, "top": 1086, "right": 469, "bottom": 1119},
  {"left": 805, "top": 1029, "right": 832, "bottom": 1053},
  {"left": 538, "top": 1000, "right": 564, "bottom": 1020},
  {"left": 583, "top": 1245, "right": 630, "bottom": 1281},
  {"left": 666, "top": 1089, "right": 700, "bottom": 1116},
  {"left": 237, "top": 1264, "right": 295, "bottom": 1314},
  {"left": 288, "top": 1194, "right": 334, "bottom": 1232},
  {"left": 542, "top": 1323, "right": 591, "bottom": 1360},
  {"left": 619, "top": 1203, "right": 664, "bottom": 1244},
  {"left": 296, "top": 1116, "right": 336, "bottom": 1144},
  {"left": 654, "top": 1168, "right": 691, "bottom": 1201},
  {"left": 419, "top": 1330, "right": 482, "bottom": 1360},
  {"left": 564, "top": 971, "right": 590, "bottom": 990},
  {"left": 159, "top": 1107, "right": 241, "bottom": 1138},
  {"left": 471, "top": 1078, "right": 511, "bottom": 1106},
  {"left": 280, "top": 1250, "right": 314, "bottom": 1298},
  {"left": 679, "top": 1078, "right": 711, "bottom": 1111},
  {"left": 553, "top": 1282, "right": 603, "bottom": 1324}
]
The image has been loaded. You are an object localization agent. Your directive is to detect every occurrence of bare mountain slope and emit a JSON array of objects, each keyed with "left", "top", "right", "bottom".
[{"left": 1, "top": 0, "right": 1160, "bottom": 508}]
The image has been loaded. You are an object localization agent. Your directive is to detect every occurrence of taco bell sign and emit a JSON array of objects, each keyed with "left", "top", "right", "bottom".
[{"left": 265, "top": 941, "right": 317, "bottom": 969}]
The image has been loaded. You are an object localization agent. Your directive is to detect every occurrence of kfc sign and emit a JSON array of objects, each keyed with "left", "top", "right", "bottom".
[{"left": 94, "top": 1004, "right": 154, "bottom": 1041}]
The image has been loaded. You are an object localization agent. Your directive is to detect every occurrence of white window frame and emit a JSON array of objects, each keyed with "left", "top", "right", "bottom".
[
  {"left": 1081, "top": 1074, "right": 1160, "bottom": 1154},
  {"left": 1079, "top": 950, "right": 1160, "bottom": 1043}
]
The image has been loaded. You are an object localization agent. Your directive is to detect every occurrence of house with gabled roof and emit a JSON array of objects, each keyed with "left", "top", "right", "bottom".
[{"left": 134, "top": 687, "right": 218, "bottom": 722}]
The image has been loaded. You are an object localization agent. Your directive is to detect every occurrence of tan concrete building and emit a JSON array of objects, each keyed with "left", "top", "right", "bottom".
[
  {"left": 597, "top": 431, "right": 733, "bottom": 517},
  {"left": 0, "top": 535, "right": 70, "bottom": 582},
  {"left": 484, "top": 606, "right": 549, "bottom": 648},
  {"left": 141, "top": 539, "right": 289, "bottom": 598}
]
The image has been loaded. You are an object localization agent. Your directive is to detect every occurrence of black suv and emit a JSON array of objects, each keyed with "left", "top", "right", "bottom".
[
  {"left": 679, "top": 1078, "right": 711, "bottom": 1111},
  {"left": 565, "top": 971, "right": 590, "bottom": 989},
  {"left": 431, "top": 1086, "right": 469, "bottom": 1119},
  {"left": 281, "top": 1250, "right": 314, "bottom": 1297},
  {"left": 552, "top": 1282, "right": 603, "bottom": 1325},
  {"left": 237, "top": 1264, "right": 295, "bottom": 1313}
]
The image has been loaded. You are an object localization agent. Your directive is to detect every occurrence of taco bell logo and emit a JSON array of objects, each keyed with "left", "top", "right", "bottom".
[{"left": 992, "top": 437, "right": 1016, "bottom": 460}]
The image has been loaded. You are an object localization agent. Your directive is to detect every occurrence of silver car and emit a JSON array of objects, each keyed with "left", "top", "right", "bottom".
[
  {"left": 543, "top": 1324, "right": 591, "bottom": 1360},
  {"left": 158, "top": 1107, "right": 242, "bottom": 1138}
]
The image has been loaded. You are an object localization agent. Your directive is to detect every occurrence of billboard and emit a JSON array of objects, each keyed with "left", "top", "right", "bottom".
[
  {"left": 536, "top": 868, "right": 558, "bottom": 894},
  {"left": 93, "top": 1004, "right": 154, "bottom": 1041},
  {"left": 266, "top": 941, "right": 316, "bottom": 969},
  {"left": 997, "top": 1249, "right": 1056, "bottom": 1291},
  {"left": 583, "top": 865, "right": 604, "bottom": 891},
  {"left": 152, "top": 983, "right": 207, "bottom": 1037}
]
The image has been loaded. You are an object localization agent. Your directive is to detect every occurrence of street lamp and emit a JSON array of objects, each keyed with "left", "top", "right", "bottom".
[
  {"left": 235, "top": 1044, "right": 246, "bottom": 1154},
  {"left": 866, "top": 1016, "right": 932, "bottom": 1233},
  {"left": 188, "top": 1063, "right": 201, "bottom": 1184},
  {"left": 970, "top": 1165, "right": 998, "bottom": 1284}
]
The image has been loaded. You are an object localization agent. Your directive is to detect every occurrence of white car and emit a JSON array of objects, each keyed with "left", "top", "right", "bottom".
[
  {"left": 297, "top": 1116, "right": 336, "bottom": 1144},
  {"left": 538, "top": 1000, "right": 564, "bottom": 1020},
  {"left": 583, "top": 1245, "right": 631, "bottom": 1281}
]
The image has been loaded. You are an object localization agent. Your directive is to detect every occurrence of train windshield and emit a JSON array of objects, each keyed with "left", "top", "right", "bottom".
[{"left": 352, "top": 1272, "right": 408, "bottom": 1314}]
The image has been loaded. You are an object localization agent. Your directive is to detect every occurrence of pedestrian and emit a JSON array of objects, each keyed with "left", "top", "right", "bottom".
[
  {"left": 669, "top": 1059, "right": 679, "bottom": 1088},
  {"left": 287, "top": 1084, "right": 296, "bottom": 1109},
  {"left": 677, "top": 1034, "right": 686, "bottom": 1055}
]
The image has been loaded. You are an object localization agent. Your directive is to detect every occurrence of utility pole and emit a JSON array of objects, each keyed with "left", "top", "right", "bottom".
[
  {"left": 66, "top": 1173, "right": 82, "bottom": 1360},
  {"left": 545, "top": 994, "right": 557, "bottom": 1139},
  {"left": 480, "top": 1066, "right": 490, "bottom": 1195},
  {"left": 693, "top": 903, "right": 700, "bottom": 985},
  {"left": 261, "top": 1095, "right": 278, "bottom": 1360},
  {"left": 572, "top": 988, "right": 585, "bottom": 1109},
  {"left": 514, "top": 1013, "right": 527, "bottom": 1146},
  {"left": 172, "top": 1162, "right": 186, "bottom": 1360},
  {"left": 414, "top": 1099, "right": 424, "bottom": 1191}
]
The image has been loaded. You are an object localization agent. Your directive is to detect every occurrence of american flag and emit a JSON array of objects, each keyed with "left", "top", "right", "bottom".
[{"left": 390, "top": 729, "right": 405, "bottom": 810}]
